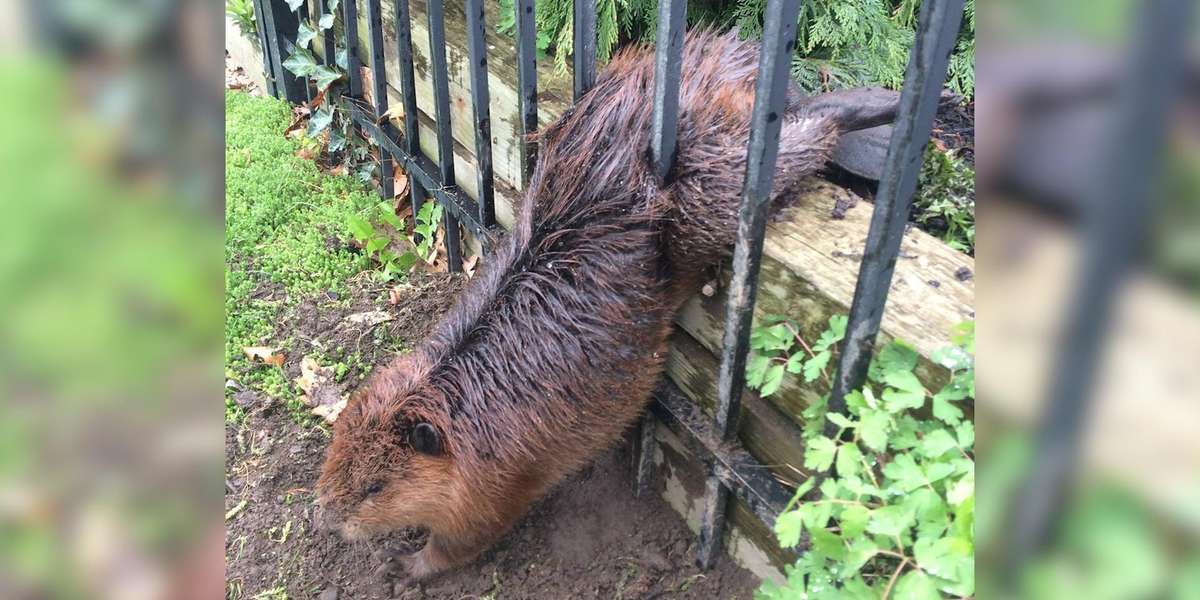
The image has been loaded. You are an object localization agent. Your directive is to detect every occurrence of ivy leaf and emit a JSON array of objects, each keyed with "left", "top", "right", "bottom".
[
  {"left": 858, "top": 409, "right": 890, "bottom": 452},
  {"left": 319, "top": 13, "right": 335, "bottom": 29},
  {"left": 893, "top": 570, "right": 940, "bottom": 600},
  {"left": 297, "top": 22, "right": 318, "bottom": 48},
  {"left": 336, "top": 48, "right": 349, "bottom": 70},
  {"left": 804, "top": 436, "right": 837, "bottom": 472},
  {"left": 308, "top": 105, "right": 334, "bottom": 136},
  {"left": 836, "top": 442, "right": 862, "bottom": 478},
  {"left": 312, "top": 65, "right": 342, "bottom": 90},
  {"left": 804, "top": 350, "right": 831, "bottom": 382},
  {"left": 760, "top": 363, "right": 786, "bottom": 397},
  {"left": 286, "top": 0, "right": 305, "bottom": 11},
  {"left": 283, "top": 48, "right": 319, "bottom": 77},
  {"left": 328, "top": 128, "right": 346, "bottom": 152},
  {"left": 774, "top": 510, "right": 805, "bottom": 548},
  {"left": 920, "top": 429, "right": 958, "bottom": 458},
  {"left": 866, "top": 504, "right": 914, "bottom": 537},
  {"left": 838, "top": 504, "right": 870, "bottom": 538}
]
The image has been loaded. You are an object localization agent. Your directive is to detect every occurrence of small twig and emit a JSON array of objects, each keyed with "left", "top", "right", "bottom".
[{"left": 882, "top": 557, "right": 909, "bottom": 600}]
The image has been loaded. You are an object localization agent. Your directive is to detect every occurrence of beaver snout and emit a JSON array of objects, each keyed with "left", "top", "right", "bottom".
[{"left": 312, "top": 499, "right": 337, "bottom": 532}]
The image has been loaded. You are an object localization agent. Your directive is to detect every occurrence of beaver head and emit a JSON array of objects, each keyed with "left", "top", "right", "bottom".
[{"left": 314, "top": 356, "right": 457, "bottom": 541}]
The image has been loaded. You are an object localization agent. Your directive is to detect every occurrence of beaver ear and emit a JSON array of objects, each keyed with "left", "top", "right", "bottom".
[{"left": 410, "top": 422, "right": 442, "bottom": 456}]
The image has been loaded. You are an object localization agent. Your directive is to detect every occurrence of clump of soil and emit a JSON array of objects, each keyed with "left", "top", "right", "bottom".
[{"left": 225, "top": 273, "right": 760, "bottom": 600}]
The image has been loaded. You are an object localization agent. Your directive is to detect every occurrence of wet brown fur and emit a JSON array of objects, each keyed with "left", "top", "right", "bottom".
[{"left": 316, "top": 30, "right": 898, "bottom": 579}]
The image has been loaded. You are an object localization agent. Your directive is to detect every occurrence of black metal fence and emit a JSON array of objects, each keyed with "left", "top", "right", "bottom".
[{"left": 257, "top": 0, "right": 964, "bottom": 571}]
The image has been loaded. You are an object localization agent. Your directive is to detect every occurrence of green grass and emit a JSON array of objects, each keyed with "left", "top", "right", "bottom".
[{"left": 224, "top": 90, "right": 377, "bottom": 423}]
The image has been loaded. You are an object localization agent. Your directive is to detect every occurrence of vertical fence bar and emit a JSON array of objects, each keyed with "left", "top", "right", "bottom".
[
  {"left": 514, "top": 0, "right": 539, "bottom": 186},
  {"left": 260, "top": 0, "right": 307, "bottom": 102},
  {"left": 465, "top": 0, "right": 496, "bottom": 228},
  {"left": 635, "top": 0, "right": 687, "bottom": 499},
  {"left": 649, "top": 0, "right": 686, "bottom": 182},
  {"left": 572, "top": 0, "right": 597, "bottom": 100},
  {"left": 698, "top": 0, "right": 802, "bottom": 571},
  {"left": 393, "top": 0, "right": 428, "bottom": 233},
  {"left": 427, "top": 0, "right": 464, "bottom": 272},
  {"left": 365, "top": 0, "right": 394, "bottom": 199},
  {"left": 343, "top": 0, "right": 363, "bottom": 98},
  {"left": 826, "top": 0, "right": 963, "bottom": 421},
  {"left": 319, "top": 0, "right": 336, "bottom": 66},
  {"left": 251, "top": 0, "right": 277, "bottom": 97},
  {"left": 1004, "top": 0, "right": 1192, "bottom": 575}
]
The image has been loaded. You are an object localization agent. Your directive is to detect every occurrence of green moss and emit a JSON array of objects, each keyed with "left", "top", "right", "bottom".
[{"left": 224, "top": 91, "right": 376, "bottom": 423}]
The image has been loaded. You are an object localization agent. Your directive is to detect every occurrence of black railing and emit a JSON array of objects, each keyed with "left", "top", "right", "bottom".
[{"left": 259, "top": 0, "right": 964, "bottom": 571}]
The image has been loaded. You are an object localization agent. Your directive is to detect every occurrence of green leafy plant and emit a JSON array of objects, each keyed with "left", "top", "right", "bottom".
[
  {"left": 752, "top": 319, "right": 975, "bottom": 599},
  {"left": 913, "top": 147, "right": 975, "bottom": 254},
  {"left": 345, "top": 199, "right": 443, "bottom": 282},
  {"left": 747, "top": 314, "right": 847, "bottom": 397},
  {"left": 279, "top": 0, "right": 378, "bottom": 175},
  {"left": 226, "top": 0, "right": 258, "bottom": 44}
]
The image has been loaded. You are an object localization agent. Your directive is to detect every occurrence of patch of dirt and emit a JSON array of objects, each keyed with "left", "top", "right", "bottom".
[
  {"left": 226, "top": 50, "right": 263, "bottom": 96},
  {"left": 931, "top": 100, "right": 974, "bottom": 163},
  {"left": 274, "top": 271, "right": 465, "bottom": 391},
  {"left": 226, "top": 274, "right": 760, "bottom": 600}
]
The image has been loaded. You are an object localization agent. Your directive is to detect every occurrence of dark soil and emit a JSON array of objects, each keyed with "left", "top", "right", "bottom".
[
  {"left": 931, "top": 100, "right": 975, "bottom": 162},
  {"left": 225, "top": 273, "right": 760, "bottom": 600}
]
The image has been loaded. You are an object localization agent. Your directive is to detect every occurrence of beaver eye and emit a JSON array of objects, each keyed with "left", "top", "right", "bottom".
[{"left": 365, "top": 480, "right": 384, "bottom": 496}]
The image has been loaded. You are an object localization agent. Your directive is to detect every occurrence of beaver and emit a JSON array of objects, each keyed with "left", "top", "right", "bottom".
[{"left": 315, "top": 29, "right": 902, "bottom": 581}]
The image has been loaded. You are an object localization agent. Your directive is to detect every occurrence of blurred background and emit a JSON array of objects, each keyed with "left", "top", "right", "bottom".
[
  {"left": 0, "top": 0, "right": 225, "bottom": 598},
  {"left": 976, "top": 0, "right": 1200, "bottom": 598},
  {"left": 0, "top": 0, "right": 1196, "bottom": 597}
]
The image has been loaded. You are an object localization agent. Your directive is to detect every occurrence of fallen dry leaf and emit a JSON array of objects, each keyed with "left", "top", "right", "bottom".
[
  {"left": 243, "top": 346, "right": 285, "bottom": 367},
  {"left": 344, "top": 310, "right": 394, "bottom": 327},
  {"left": 296, "top": 146, "right": 316, "bottom": 161},
  {"left": 295, "top": 356, "right": 343, "bottom": 422},
  {"left": 360, "top": 67, "right": 374, "bottom": 106},
  {"left": 462, "top": 254, "right": 480, "bottom": 278},
  {"left": 330, "top": 164, "right": 348, "bottom": 177},
  {"left": 312, "top": 397, "right": 348, "bottom": 424},
  {"left": 380, "top": 103, "right": 405, "bottom": 124},
  {"left": 392, "top": 172, "right": 410, "bottom": 201}
]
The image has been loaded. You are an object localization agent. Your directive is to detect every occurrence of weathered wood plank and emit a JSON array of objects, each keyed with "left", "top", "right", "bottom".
[{"left": 675, "top": 178, "right": 974, "bottom": 424}]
